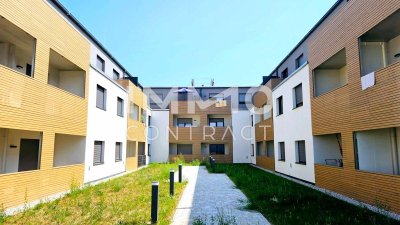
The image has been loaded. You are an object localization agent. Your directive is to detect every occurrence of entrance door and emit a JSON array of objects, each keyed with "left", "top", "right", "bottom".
[{"left": 18, "top": 139, "right": 40, "bottom": 172}]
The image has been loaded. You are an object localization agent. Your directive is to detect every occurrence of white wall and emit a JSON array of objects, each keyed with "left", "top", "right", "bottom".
[
  {"left": 232, "top": 110, "right": 253, "bottom": 163},
  {"left": 59, "top": 71, "right": 85, "bottom": 97},
  {"left": 84, "top": 67, "right": 128, "bottom": 183},
  {"left": 54, "top": 134, "right": 85, "bottom": 167},
  {"left": 149, "top": 110, "right": 170, "bottom": 163},
  {"left": 314, "top": 66, "right": 347, "bottom": 96},
  {"left": 273, "top": 65, "right": 315, "bottom": 183}
]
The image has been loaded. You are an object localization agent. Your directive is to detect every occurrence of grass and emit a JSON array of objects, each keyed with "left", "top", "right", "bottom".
[
  {"left": 1, "top": 163, "right": 187, "bottom": 225},
  {"left": 206, "top": 164, "right": 400, "bottom": 225}
]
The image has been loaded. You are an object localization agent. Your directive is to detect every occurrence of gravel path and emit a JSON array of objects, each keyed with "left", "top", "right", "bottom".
[{"left": 171, "top": 166, "right": 270, "bottom": 225}]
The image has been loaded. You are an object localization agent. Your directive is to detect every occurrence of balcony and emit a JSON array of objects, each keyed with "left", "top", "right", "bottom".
[
  {"left": 359, "top": 9, "right": 400, "bottom": 78},
  {"left": 313, "top": 49, "right": 348, "bottom": 97},
  {"left": 48, "top": 49, "right": 86, "bottom": 98},
  {"left": 314, "top": 133, "right": 343, "bottom": 167},
  {"left": 0, "top": 17, "right": 36, "bottom": 77}
]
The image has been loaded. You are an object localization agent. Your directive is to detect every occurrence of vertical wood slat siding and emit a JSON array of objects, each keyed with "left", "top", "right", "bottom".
[
  {"left": 308, "top": 0, "right": 400, "bottom": 213},
  {"left": 0, "top": 0, "right": 90, "bottom": 209}
]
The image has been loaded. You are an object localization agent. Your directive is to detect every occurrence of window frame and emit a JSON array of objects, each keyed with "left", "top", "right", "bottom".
[
  {"left": 293, "top": 83, "right": 303, "bottom": 109},
  {"left": 295, "top": 53, "right": 305, "bottom": 69},
  {"left": 278, "top": 142, "right": 285, "bottom": 161},
  {"left": 113, "top": 69, "right": 120, "bottom": 80},
  {"left": 96, "top": 55, "right": 105, "bottom": 72},
  {"left": 209, "top": 118, "right": 224, "bottom": 127},
  {"left": 296, "top": 140, "right": 307, "bottom": 165},
  {"left": 209, "top": 144, "right": 225, "bottom": 155},
  {"left": 93, "top": 141, "right": 105, "bottom": 166},
  {"left": 177, "top": 118, "right": 193, "bottom": 127},
  {"left": 276, "top": 96, "right": 283, "bottom": 116},
  {"left": 239, "top": 93, "right": 247, "bottom": 104},
  {"left": 117, "top": 97, "right": 124, "bottom": 117},
  {"left": 96, "top": 85, "right": 107, "bottom": 110},
  {"left": 281, "top": 68, "right": 288, "bottom": 79},
  {"left": 115, "top": 142, "right": 122, "bottom": 162}
]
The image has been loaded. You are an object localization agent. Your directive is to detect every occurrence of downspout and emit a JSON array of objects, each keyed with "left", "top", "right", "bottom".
[
  {"left": 2, "top": 129, "right": 8, "bottom": 173},
  {"left": 390, "top": 128, "right": 399, "bottom": 175}
]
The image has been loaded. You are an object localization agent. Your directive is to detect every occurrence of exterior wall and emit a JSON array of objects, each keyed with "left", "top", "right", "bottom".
[
  {"left": 118, "top": 79, "right": 148, "bottom": 171},
  {"left": 233, "top": 111, "right": 253, "bottom": 163},
  {"left": 149, "top": 110, "right": 170, "bottom": 163},
  {"left": 0, "top": 0, "right": 90, "bottom": 209},
  {"left": 273, "top": 65, "right": 315, "bottom": 183},
  {"left": 84, "top": 67, "right": 128, "bottom": 183},
  {"left": 309, "top": 0, "right": 400, "bottom": 212}
]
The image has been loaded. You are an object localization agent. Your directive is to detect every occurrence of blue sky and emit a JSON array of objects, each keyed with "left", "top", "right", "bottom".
[{"left": 59, "top": 0, "right": 337, "bottom": 87}]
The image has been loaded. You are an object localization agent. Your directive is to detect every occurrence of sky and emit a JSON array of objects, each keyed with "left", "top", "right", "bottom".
[{"left": 59, "top": 0, "right": 337, "bottom": 87}]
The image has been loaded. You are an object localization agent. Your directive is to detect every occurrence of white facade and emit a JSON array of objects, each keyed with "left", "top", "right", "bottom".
[
  {"left": 272, "top": 64, "right": 315, "bottom": 183},
  {"left": 84, "top": 67, "right": 128, "bottom": 183},
  {"left": 149, "top": 110, "right": 170, "bottom": 163},
  {"left": 232, "top": 110, "right": 253, "bottom": 163}
]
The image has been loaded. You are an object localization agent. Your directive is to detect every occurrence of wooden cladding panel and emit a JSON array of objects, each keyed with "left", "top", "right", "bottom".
[
  {"left": 0, "top": 164, "right": 84, "bottom": 209},
  {"left": 309, "top": 0, "right": 400, "bottom": 213},
  {"left": 169, "top": 127, "right": 233, "bottom": 142},
  {"left": 256, "top": 156, "right": 275, "bottom": 171},
  {"left": 170, "top": 154, "right": 233, "bottom": 164},
  {"left": 255, "top": 118, "right": 273, "bottom": 142},
  {"left": 315, "top": 164, "right": 400, "bottom": 213},
  {"left": 170, "top": 101, "right": 232, "bottom": 115},
  {"left": 0, "top": 0, "right": 90, "bottom": 209}
]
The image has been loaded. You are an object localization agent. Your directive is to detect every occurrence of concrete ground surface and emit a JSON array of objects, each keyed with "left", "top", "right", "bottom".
[{"left": 171, "top": 166, "right": 270, "bottom": 225}]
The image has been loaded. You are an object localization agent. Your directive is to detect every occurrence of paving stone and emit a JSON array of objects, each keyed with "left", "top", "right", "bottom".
[{"left": 171, "top": 166, "right": 270, "bottom": 225}]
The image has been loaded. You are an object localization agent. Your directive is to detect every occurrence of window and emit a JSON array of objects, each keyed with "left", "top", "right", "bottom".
[
  {"left": 177, "top": 118, "right": 193, "bottom": 127},
  {"left": 314, "top": 133, "right": 343, "bottom": 167},
  {"left": 149, "top": 93, "right": 163, "bottom": 106},
  {"left": 209, "top": 118, "right": 224, "bottom": 127},
  {"left": 96, "top": 85, "right": 107, "bottom": 110},
  {"left": 117, "top": 97, "right": 124, "bottom": 117},
  {"left": 210, "top": 144, "right": 225, "bottom": 155},
  {"left": 177, "top": 144, "right": 192, "bottom": 155},
  {"left": 266, "top": 141, "right": 274, "bottom": 158},
  {"left": 293, "top": 83, "right": 303, "bottom": 108},
  {"left": 115, "top": 142, "right": 122, "bottom": 162},
  {"left": 113, "top": 69, "right": 120, "bottom": 80},
  {"left": 256, "top": 142, "right": 264, "bottom": 156},
  {"left": 296, "top": 141, "right": 306, "bottom": 165},
  {"left": 93, "top": 141, "right": 104, "bottom": 165},
  {"left": 239, "top": 93, "right": 246, "bottom": 104},
  {"left": 278, "top": 142, "right": 285, "bottom": 161},
  {"left": 281, "top": 68, "right": 288, "bottom": 79},
  {"left": 130, "top": 102, "right": 139, "bottom": 120},
  {"left": 209, "top": 93, "right": 224, "bottom": 101},
  {"left": 96, "top": 55, "right": 105, "bottom": 72},
  {"left": 313, "top": 49, "right": 347, "bottom": 97},
  {"left": 178, "top": 92, "right": 188, "bottom": 101},
  {"left": 276, "top": 96, "right": 283, "bottom": 116},
  {"left": 0, "top": 17, "right": 36, "bottom": 77},
  {"left": 354, "top": 128, "right": 400, "bottom": 175},
  {"left": 295, "top": 54, "right": 306, "bottom": 69}
]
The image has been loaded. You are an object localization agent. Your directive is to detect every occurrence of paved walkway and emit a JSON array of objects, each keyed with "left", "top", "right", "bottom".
[{"left": 171, "top": 166, "right": 270, "bottom": 225}]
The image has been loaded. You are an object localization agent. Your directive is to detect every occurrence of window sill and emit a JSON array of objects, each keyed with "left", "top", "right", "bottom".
[
  {"left": 115, "top": 160, "right": 122, "bottom": 162},
  {"left": 293, "top": 104, "right": 303, "bottom": 110},
  {"left": 96, "top": 106, "right": 107, "bottom": 111},
  {"left": 278, "top": 159, "right": 285, "bottom": 162},
  {"left": 93, "top": 162, "right": 104, "bottom": 166},
  {"left": 296, "top": 162, "right": 307, "bottom": 165}
]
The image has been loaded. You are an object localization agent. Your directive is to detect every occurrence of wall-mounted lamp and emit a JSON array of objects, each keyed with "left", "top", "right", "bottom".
[
  {"left": 394, "top": 53, "right": 400, "bottom": 58},
  {"left": 16, "top": 65, "right": 23, "bottom": 69}
]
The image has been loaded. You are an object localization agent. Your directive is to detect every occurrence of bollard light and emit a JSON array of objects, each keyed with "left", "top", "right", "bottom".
[
  {"left": 170, "top": 169, "right": 174, "bottom": 196},
  {"left": 151, "top": 181, "right": 159, "bottom": 223},
  {"left": 178, "top": 164, "right": 183, "bottom": 183}
]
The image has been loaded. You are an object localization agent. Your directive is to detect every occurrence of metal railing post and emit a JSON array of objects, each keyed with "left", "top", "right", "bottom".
[
  {"left": 170, "top": 169, "right": 174, "bottom": 196},
  {"left": 178, "top": 164, "right": 183, "bottom": 183}
]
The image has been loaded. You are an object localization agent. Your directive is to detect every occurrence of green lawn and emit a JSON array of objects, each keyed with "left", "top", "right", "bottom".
[
  {"left": 1, "top": 163, "right": 187, "bottom": 225},
  {"left": 207, "top": 164, "right": 399, "bottom": 225}
]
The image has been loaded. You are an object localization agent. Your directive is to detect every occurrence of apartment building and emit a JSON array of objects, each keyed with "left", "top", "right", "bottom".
[
  {"left": 0, "top": 0, "right": 90, "bottom": 211},
  {"left": 145, "top": 87, "right": 256, "bottom": 163},
  {"left": 0, "top": 0, "right": 150, "bottom": 212},
  {"left": 308, "top": 0, "right": 400, "bottom": 213}
]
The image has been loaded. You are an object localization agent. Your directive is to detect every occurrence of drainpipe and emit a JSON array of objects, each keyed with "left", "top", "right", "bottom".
[
  {"left": 390, "top": 128, "right": 399, "bottom": 175},
  {"left": 2, "top": 129, "right": 8, "bottom": 173}
]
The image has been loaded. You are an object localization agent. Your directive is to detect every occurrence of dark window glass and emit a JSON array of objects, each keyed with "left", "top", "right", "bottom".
[
  {"left": 96, "top": 55, "right": 105, "bottom": 72},
  {"left": 294, "top": 83, "right": 303, "bottom": 108},
  {"left": 209, "top": 118, "right": 224, "bottom": 127},
  {"left": 296, "top": 141, "right": 306, "bottom": 164},
  {"left": 117, "top": 97, "right": 124, "bottom": 117},
  {"left": 210, "top": 144, "right": 225, "bottom": 155},
  {"left": 96, "top": 85, "right": 107, "bottom": 110}
]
